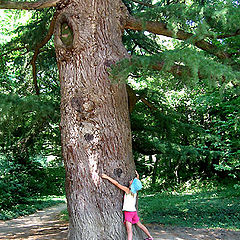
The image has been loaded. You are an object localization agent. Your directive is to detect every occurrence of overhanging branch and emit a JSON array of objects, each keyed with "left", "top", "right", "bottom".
[
  {"left": 128, "top": 56, "right": 202, "bottom": 80},
  {"left": 125, "top": 16, "right": 231, "bottom": 60},
  {"left": 0, "top": 0, "right": 60, "bottom": 10},
  {"left": 30, "top": 12, "right": 58, "bottom": 95},
  {"left": 217, "top": 30, "right": 240, "bottom": 39}
]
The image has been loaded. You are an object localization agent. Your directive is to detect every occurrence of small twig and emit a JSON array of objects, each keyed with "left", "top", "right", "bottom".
[
  {"left": 31, "top": 54, "right": 40, "bottom": 95},
  {"left": 131, "top": 0, "right": 155, "bottom": 8},
  {"left": 217, "top": 30, "right": 240, "bottom": 39},
  {"left": 140, "top": 97, "right": 158, "bottom": 111}
]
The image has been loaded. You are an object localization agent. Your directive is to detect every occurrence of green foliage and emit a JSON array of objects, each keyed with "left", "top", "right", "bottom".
[
  {"left": 139, "top": 180, "right": 240, "bottom": 230},
  {"left": 0, "top": 9, "right": 58, "bottom": 96},
  {"left": 0, "top": 154, "right": 65, "bottom": 209},
  {"left": 132, "top": 86, "right": 239, "bottom": 184},
  {"left": 0, "top": 10, "right": 63, "bottom": 212},
  {"left": 59, "top": 208, "right": 69, "bottom": 222},
  {"left": 0, "top": 94, "right": 63, "bottom": 210},
  {"left": 114, "top": 47, "right": 239, "bottom": 90},
  {"left": 15, "top": 10, "right": 54, "bottom": 48},
  {"left": 135, "top": 0, "right": 240, "bottom": 38},
  {"left": 194, "top": 90, "right": 240, "bottom": 178},
  {"left": 0, "top": 94, "right": 61, "bottom": 160},
  {"left": 121, "top": 0, "right": 240, "bottom": 90},
  {"left": 42, "top": 166, "right": 66, "bottom": 196},
  {"left": 0, "top": 159, "right": 44, "bottom": 208}
]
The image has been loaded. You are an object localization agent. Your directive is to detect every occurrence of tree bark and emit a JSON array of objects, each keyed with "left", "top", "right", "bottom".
[
  {"left": 0, "top": 0, "right": 60, "bottom": 10},
  {"left": 54, "top": 0, "right": 143, "bottom": 239}
]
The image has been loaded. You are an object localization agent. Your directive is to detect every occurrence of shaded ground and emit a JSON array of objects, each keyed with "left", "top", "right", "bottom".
[{"left": 0, "top": 203, "right": 239, "bottom": 240}]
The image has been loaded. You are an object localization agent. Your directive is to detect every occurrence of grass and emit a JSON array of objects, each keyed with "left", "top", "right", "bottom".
[
  {"left": 0, "top": 196, "right": 66, "bottom": 220},
  {"left": 59, "top": 208, "right": 69, "bottom": 222},
  {"left": 138, "top": 181, "right": 240, "bottom": 230}
]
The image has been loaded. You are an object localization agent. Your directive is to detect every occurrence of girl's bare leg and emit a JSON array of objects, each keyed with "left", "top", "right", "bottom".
[
  {"left": 125, "top": 221, "right": 133, "bottom": 240},
  {"left": 136, "top": 221, "right": 153, "bottom": 238}
]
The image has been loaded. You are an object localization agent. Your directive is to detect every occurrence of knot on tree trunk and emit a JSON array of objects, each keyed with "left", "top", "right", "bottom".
[{"left": 54, "top": 12, "right": 77, "bottom": 57}]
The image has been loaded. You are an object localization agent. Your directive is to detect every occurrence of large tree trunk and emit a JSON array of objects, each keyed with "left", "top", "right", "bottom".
[{"left": 54, "top": 0, "right": 143, "bottom": 239}]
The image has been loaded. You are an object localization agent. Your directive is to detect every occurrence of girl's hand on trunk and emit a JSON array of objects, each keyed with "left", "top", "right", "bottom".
[
  {"left": 135, "top": 170, "right": 139, "bottom": 179},
  {"left": 102, "top": 174, "right": 109, "bottom": 179}
]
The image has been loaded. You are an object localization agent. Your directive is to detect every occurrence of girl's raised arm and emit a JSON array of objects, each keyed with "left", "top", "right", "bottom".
[{"left": 102, "top": 174, "right": 130, "bottom": 194}]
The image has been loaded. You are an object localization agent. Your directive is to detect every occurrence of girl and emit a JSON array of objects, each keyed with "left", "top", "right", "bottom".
[{"left": 102, "top": 171, "right": 153, "bottom": 240}]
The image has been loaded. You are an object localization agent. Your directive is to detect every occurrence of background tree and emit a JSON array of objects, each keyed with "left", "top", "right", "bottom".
[{"left": 0, "top": 0, "right": 239, "bottom": 239}]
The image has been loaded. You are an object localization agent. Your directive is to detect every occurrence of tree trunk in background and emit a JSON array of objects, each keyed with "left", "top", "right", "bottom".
[
  {"left": 54, "top": 0, "right": 143, "bottom": 239},
  {"left": 152, "top": 155, "right": 160, "bottom": 185}
]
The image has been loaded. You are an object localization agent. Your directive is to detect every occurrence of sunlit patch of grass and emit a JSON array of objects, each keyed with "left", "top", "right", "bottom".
[{"left": 139, "top": 183, "right": 240, "bottom": 230}]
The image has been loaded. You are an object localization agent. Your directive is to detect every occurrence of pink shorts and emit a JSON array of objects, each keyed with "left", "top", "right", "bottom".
[{"left": 124, "top": 211, "right": 139, "bottom": 224}]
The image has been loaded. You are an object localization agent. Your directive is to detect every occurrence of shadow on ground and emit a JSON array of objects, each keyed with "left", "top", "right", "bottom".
[{"left": 146, "top": 224, "right": 240, "bottom": 240}]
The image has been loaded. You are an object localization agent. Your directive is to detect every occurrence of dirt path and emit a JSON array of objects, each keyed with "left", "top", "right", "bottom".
[
  {"left": 0, "top": 204, "right": 239, "bottom": 240},
  {"left": 0, "top": 203, "right": 68, "bottom": 240}
]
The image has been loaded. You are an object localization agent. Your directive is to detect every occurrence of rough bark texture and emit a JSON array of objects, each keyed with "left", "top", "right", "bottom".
[
  {"left": 54, "top": 0, "right": 144, "bottom": 239},
  {"left": 0, "top": 0, "right": 60, "bottom": 10}
]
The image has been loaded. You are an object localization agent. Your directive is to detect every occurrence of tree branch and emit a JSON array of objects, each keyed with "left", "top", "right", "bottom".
[
  {"left": 126, "top": 84, "right": 139, "bottom": 113},
  {"left": 0, "top": 0, "right": 60, "bottom": 10},
  {"left": 125, "top": 16, "right": 231, "bottom": 59},
  {"left": 30, "top": 12, "right": 58, "bottom": 95},
  {"left": 128, "top": 56, "right": 202, "bottom": 79},
  {"left": 31, "top": 55, "right": 40, "bottom": 95},
  {"left": 140, "top": 97, "right": 158, "bottom": 111},
  {"left": 126, "top": 84, "right": 159, "bottom": 113}
]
